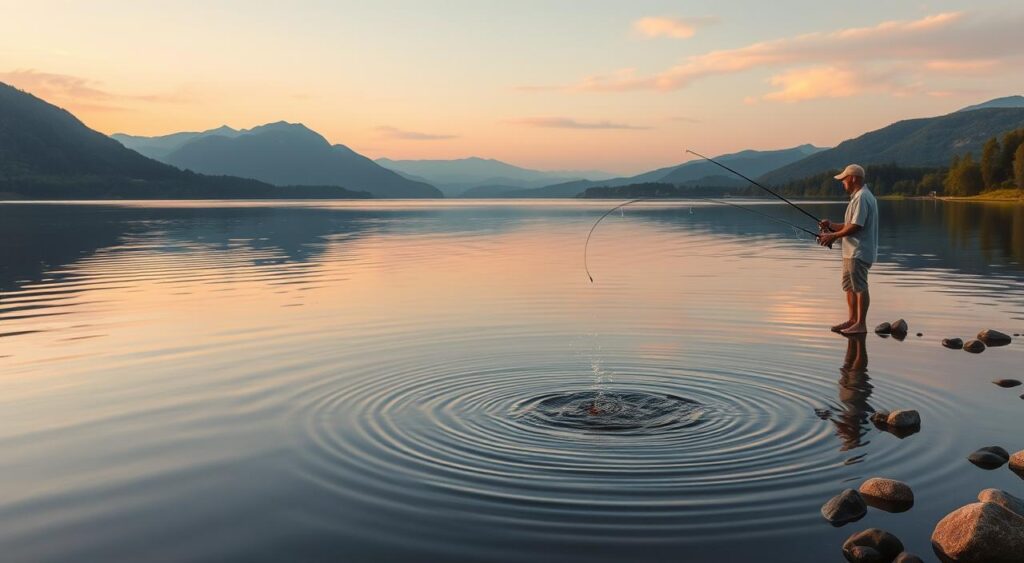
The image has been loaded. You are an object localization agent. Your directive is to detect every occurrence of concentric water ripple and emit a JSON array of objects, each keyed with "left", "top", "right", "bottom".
[{"left": 289, "top": 336, "right": 961, "bottom": 557}]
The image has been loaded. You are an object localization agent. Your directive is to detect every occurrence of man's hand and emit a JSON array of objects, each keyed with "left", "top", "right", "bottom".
[
  {"left": 818, "top": 219, "right": 833, "bottom": 232},
  {"left": 818, "top": 233, "right": 838, "bottom": 247}
]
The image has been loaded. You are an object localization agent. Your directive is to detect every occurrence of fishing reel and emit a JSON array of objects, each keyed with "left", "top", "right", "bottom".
[{"left": 818, "top": 223, "right": 835, "bottom": 249}]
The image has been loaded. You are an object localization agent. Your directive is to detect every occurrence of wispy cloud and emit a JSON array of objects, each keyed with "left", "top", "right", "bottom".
[
  {"left": 633, "top": 16, "right": 718, "bottom": 39},
  {"left": 375, "top": 126, "right": 458, "bottom": 140},
  {"left": 508, "top": 117, "right": 650, "bottom": 130},
  {"left": 546, "top": 11, "right": 1024, "bottom": 100},
  {"left": 0, "top": 69, "right": 194, "bottom": 111}
]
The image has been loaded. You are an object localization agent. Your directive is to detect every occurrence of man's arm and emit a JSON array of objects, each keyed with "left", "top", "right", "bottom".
[{"left": 819, "top": 219, "right": 844, "bottom": 232}]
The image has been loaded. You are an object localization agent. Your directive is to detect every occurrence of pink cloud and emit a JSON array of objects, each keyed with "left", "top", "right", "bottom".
[
  {"left": 0, "top": 69, "right": 193, "bottom": 111},
  {"left": 633, "top": 16, "right": 718, "bottom": 39},
  {"left": 508, "top": 117, "right": 650, "bottom": 130},
  {"left": 554, "top": 10, "right": 1024, "bottom": 97}
]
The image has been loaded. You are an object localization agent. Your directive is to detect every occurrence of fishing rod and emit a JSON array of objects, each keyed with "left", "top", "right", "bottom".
[
  {"left": 583, "top": 197, "right": 822, "bottom": 283},
  {"left": 704, "top": 198, "right": 821, "bottom": 238},
  {"left": 685, "top": 149, "right": 826, "bottom": 228}
]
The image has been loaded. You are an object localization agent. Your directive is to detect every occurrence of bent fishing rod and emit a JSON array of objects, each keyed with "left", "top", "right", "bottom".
[
  {"left": 583, "top": 197, "right": 822, "bottom": 283},
  {"left": 684, "top": 149, "right": 827, "bottom": 229}
]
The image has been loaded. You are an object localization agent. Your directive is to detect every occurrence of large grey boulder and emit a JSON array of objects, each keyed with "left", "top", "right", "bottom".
[
  {"left": 822, "top": 489, "right": 867, "bottom": 525},
  {"left": 843, "top": 528, "right": 904, "bottom": 561},
  {"left": 977, "top": 329, "right": 1012, "bottom": 347},
  {"left": 931, "top": 502, "right": 1024, "bottom": 562}
]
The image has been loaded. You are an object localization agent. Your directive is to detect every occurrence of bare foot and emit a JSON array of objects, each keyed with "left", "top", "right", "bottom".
[
  {"left": 831, "top": 320, "right": 855, "bottom": 332},
  {"left": 841, "top": 323, "right": 868, "bottom": 335}
]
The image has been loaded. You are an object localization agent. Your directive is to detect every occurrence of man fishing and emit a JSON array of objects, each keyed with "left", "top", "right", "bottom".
[{"left": 817, "top": 164, "right": 879, "bottom": 335}]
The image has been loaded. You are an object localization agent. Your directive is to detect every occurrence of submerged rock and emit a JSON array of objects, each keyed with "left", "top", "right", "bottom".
[
  {"left": 993, "top": 379, "right": 1022, "bottom": 388},
  {"left": 978, "top": 329, "right": 1012, "bottom": 347},
  {"left": 978, "top": 489, "right": 1024, "bottom": 517},
  {"left": 963, "top": 339, "right": 986, "bottom": 354},
  {"left": 822, "top": 489, "right": 867, "bottom": 525},
  {"left": 887, "top": 410, "right": 920, "bottom": 428},
  {"left": 931, "top": 502, "right": 1024, "bottom": 563},
  {"left": 968, "top": 447, "right": 1009, "bottom": 469},
  {"left": 942, "top": 337, "right": 964, "bottom": 350},
  {"left": 875, "top": 322, "right": 892, "bottom": 334},
  {"left": 843, "top": 528, "right": 904, "bottom": 562},
  {"left": 859, "top": 478, "right": 914, "bottom": 512},
  {"left": 893, "top": 554, "right": 923, "bottom": 563}
]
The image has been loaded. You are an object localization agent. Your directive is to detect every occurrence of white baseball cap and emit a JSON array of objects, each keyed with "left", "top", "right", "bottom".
[{"left": 834, "top": 164, "right": 865, "bottom": 180}]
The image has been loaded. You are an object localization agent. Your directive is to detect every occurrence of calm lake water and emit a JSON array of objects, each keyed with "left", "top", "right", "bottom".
[{"left": 1, "top": 199, "right": 1022, "bottom": 562}]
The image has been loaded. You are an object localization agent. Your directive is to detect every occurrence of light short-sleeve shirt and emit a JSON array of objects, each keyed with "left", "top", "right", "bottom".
[{"left": 842, "top": 187, "right": 878, "bottom": 264}]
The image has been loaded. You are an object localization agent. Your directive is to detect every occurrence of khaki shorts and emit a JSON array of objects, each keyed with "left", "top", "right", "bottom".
[{"left": 842, "top": 258, "right": 871, "bottom": 292}]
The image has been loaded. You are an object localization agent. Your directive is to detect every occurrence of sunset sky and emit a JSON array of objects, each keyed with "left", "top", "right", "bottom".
[{"left": 3, "top": 0, "right": 1024, "bottom": 174}]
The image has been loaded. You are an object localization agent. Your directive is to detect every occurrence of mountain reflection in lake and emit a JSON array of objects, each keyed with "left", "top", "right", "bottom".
[{"left": 1, "top": 199, "right": 1022, "bottom": 562}]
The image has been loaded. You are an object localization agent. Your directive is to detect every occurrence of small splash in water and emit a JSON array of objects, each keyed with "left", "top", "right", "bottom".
[{"left": 522, "top": 390, "right": 705, "bottom": 432}]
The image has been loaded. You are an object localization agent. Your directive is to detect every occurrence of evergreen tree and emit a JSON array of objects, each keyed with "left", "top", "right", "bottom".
[
  {"left": 944, "top": 154, "right": 963, "bottom": 195},
  {"left": 999, "top": 129, "right": 1024, "bottom": 184},
  {"left": 980, "top": 137, "right": 1000, "bottom": 188},
  {"left": 950, "top": 153, "right": 984, "bottom": 196},
  {"left": 1014, "top": 142, "right": 1024, "bottom": 193}
]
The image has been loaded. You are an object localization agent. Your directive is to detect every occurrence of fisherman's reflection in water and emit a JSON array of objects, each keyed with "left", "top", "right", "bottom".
[{"left": 829, "top": 333, "right": 873, "bottom": 451}]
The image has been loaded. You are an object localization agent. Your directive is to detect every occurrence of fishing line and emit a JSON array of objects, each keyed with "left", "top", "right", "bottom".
[
  {"left": 685, "top": 149, "right": 825, "bottom": 228},
  {"left": 583, "top": 197, "right": 823, "bottom": 282}
]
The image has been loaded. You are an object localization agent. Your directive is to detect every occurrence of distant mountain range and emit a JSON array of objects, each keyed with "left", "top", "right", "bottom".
[
  {"left": 957, "top": 95, "right": 1024, "bottom": 113},
  {"left": 115, "top": 123, "right": 441, "bottom": 198},
  {"left": 761, "top": 105, "right": 1024, "bottom": 183},
  {"left": 506, "top": 144, "right": 827, "bottom": 198},
  {"left": 375, "top": 157, "right": 615, "bottom": 197},
  {"left": 0, "top": 82, "right": 369, "bottom": 200}
]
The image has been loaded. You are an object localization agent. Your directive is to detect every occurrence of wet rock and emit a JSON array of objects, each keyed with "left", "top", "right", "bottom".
[
  {"left": 859, "top": 478, "right": 914, "bottom": 512},
  {"left": 893, "top": 553, "right": 923, "bottom": 563},
  {"left": 890, "top": 319, "right": 908, "bottom": 335},
  {"left": 963, "top": 339, "right": 986, "bottom": 354},
  {"left": 978, "top": 489, "right": 1024, "bottom": 517},
  {"left": 978, "top": 329, "right": 1012, "bottom": 347},
  {"left": 968, "top": 447, "right": 1008, "bottom": 470},
  {"left": 845, "top": 545, "right": 884, "bottom": 563},
  {"left": 931, "top": 502, "right": 1024, "bottom": 563},
  {"left": 875, "top": 322, "right": 892, "bottom": 334},
  {"left": 916, "top": 332, "right": 923, "bottom": 337},
  {"left": 993, "top": 379, "right": 1022, "bottom": 388},
  {"left": 978, "top": 446, "right": 1010, "bottom": 459},
  {"left": 822, "top": 489, "right": 867, "bottom": 525},
  {"left": 887, "top": 410, "right": 920, "bottom": 428},
  {"left": 843, "top": 528, "right": 905, "bottom": 562},
  {"left": 942, "top": 337, "right": 963, "bottom": 350},
  {"left": 869, "top": 410, "right": 890, "bottom": 426},
  {"left": 1010, "top": 450, "right": 1024, "bottom": 476}
]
